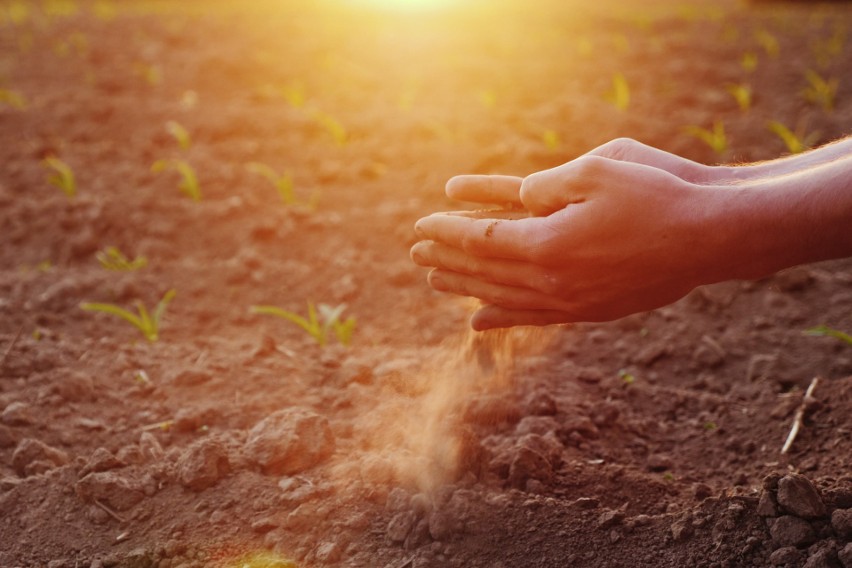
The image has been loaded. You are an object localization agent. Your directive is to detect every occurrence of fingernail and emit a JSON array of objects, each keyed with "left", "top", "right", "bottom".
[
  {"left": 429, "top": 272, "right": 445, "bottom": 290},
  {"left": 411, "top": 250, "right": 425, "bottom": 264}
]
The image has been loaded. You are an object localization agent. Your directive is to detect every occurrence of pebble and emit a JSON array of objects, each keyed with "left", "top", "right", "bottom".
[
  {"left": 769, "top": 515, "right": 816, "bottom": 547},
  {"left": 81, "top": 448, "right": 124, "bottom": 476},
  {"left": 777, "top": 474, "right": 827, "bottom": 519},
  {"left": 75, "top": 471, "right": 146, "bottom": 511},
  {"left": 670, "top": 517, "right": 693, "bottom": 542},
  {"left": 647, "top": 454, "right": 673, "bottom": 472},
  {"left": 507, "top": 447, "right": 552, "bottom": 489},
  {"left": 832, "top": 508, "right": 852, "bottom": 538},
  {"left": 386, "top": 511, "right": 417, "bottom": 544},
  {"left": 11, "top": 438, "right": 70, "bottom": 476},
  {"left": 176, "top": 437, "right": 230, "bottom": 491},
  {"left": 246, "top": 408, "right": 335, "bottom": 476},
  {"left": 804, "top": 545, "right": 841, "bottom": 568},
  {"left": 757, "top": 491, "right": 780, "bottom": 517},
  {"left": 769, "top": 546, "right": 802, "bottom": 566},
  {"left": 597, "top": 509, "right": 625, "bottom": 530}
]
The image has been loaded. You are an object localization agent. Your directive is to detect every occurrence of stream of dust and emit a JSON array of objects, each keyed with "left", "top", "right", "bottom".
[{"left": 339, "top": 316, "right": 559, "bottom": 494}]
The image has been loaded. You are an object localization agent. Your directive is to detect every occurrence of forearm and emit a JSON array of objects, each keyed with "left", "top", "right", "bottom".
[
  {"left": 708, "top": 153, "right": 852, "bottom": 282},
  {"left": 714, "top": 135, "right": 852, "bottom": 184}
]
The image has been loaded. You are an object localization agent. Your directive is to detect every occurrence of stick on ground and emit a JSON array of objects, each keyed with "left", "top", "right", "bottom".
[{"left": 781, "top": 376, "right": 821, "bottom": 454}]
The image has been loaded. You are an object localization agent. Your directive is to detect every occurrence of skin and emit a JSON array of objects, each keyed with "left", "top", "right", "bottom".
[{"left": 411, "top": 137, "right": 852, "bottom": 330}]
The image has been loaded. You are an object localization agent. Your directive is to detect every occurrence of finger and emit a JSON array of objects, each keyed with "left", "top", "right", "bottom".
[
  {"left": 439, "top": 209, "right": 531, "bottom": 220},
  {"left": 446, "top": 175, "right": 524, "bottom": 207},
  {"left": 428, "top": 269, "right": 568, "bottom": 311},
  {"left": 471, "top": 305, "right": 578, "bottom": 330},
  {"left": 410, "top": 241, "right": 550, "bottom": 290},
  {"left": 585, "top": 138, "right": 708, "bottom": 182},
  {"left": 414, "top": 214, "right": 539, "bottom": 261}
]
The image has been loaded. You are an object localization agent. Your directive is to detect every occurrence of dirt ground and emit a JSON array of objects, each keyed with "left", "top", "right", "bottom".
[{"left": 1, "top": 0, "right": 851, "bottom": 567}]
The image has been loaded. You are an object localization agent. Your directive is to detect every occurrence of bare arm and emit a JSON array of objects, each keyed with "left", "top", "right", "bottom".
[{"left": 412, "top": 137, "right": 852, "bottom": 330}]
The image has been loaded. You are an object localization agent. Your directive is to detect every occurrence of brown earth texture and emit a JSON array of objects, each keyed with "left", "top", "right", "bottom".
[{"left": 1, "top": 0, "right": 852, "bottom": 567}]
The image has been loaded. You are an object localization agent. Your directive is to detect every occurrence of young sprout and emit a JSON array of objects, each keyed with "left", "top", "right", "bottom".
[
  {"left": 96, "top": 246, "right": 147, "bottom": 271},
  {"left": 0, "top": 88, "right": 27, "bottom": 109},
  {"left": 811, "top": 26, "right": 845, "bottom": 68},
  {"left": 725, "top": 83, "right": 752, "bottom": 111},
  {"left": 754, "top": 29, "right": 779, "bottom": 58},
  {"left": 151, "top": 159, "right": 201, "bottom": 201},
  {"left": 740, "top": 52, "right": 758, "bottom": 72},
  {"left": 81, "top": 289, "right": 176, "bottom": 342},
  {"left": 541, "top": 129, "right": 560, "bottom": 152},
  {"left": 804, "top": 325, "right": 852, "bottom": 346},
  {"left": 43, "top": 157, "right": 76, "bottom": 197},
  {"left": 251, "top": 302, "right": 356, "bottom": 347},
  {"left": 802, "top": 70, "right": 838, "bottom": 112},
  {"left": 309, "top": 110, "right": 347, "bottom": 146},
  {"left": 767, "top": 120, "right": 818, "bottom": 154},
  {"left": 683, "top": 120, "right": 727, "bottom": 155},
  {"left": 604, "top": 72, "right": 630, "bottom": 112},
  {"left": 165, "top": 120, "right": 191, "bottom": 150}
]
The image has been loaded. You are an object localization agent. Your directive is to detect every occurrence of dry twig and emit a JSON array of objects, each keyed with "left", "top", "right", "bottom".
[
  {"left": 0, "top": 327, "right": 23, "bottom": 370},
  {"left": 781, "top": 376, "right": 821, "bottom": 454},
  {"left": 93, "top": 499, "right": 126, "bottom": 523}
]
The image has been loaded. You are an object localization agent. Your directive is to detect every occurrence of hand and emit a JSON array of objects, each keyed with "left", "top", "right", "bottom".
[{"left": 412, "top": 143, "right": 726, "bottom": 330}]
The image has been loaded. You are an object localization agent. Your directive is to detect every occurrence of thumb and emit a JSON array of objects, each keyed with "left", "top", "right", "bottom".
[{"left": 519, "top": 155, "right": 612, "bottom": 216}]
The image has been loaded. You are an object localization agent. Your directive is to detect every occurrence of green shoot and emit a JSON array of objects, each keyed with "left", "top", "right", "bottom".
[
  {"left": 767, "top": 120, "right": 818, "bottom": 154},
  {"left": 96, "top": 246, "right": 147, "bottom": 271},
  {"left": 811, "top": 26, "right": 845, "bottom": 68},
  {"left": 740, "top": 52, "right": 758, "bottom": 72},
  {"left": 81, "top": 289, "right": 176, "bottom": 342},
  {"left": 246, "top": 162, "right": 320, "bottom": 209},
  {"left": 618, "top": 369, "right": 635, "bottom": 385},
  {"left": 604, "top": 72, "right": 630, "bottom": 111},
  {"left": 804, "top": 325, "right": 852, "bottom": 346},
  {"left": 541, "top": 129, "right": 559, "bottom": 151},
  {"left": 802, "top": 70, "right": 837, "bottom": 112},
  {"left": 43, "top": 157, "right": 76, "bottom": 197},
  {"left": 725, "top": 83, "right": 752, "bottom": 111},
  {"left": 309, "top": 110, "right": 347, "bottom": 146},
  {"left": 683, "top": 120, "right": 727, "bottom": 155},
  {"left": 754, "top": 29, "right": 779, "bottom": 58},
  {"left": 165, "top": 120, "right": 191, "bottom": 150},
  {"left": 251, "top": 302, "right": 356, "bottom": 347},
  {"left": 151, "top": 159, "right": 201, "bottom": 201},
  {"left": 0, "top": 88, "right": 27, "bottom": 109}
]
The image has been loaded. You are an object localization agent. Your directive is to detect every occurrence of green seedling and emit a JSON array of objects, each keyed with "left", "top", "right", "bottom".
[
  {"left": 684, "top": 120, "right": 727, "bottom": 155},
  {"left": 0, "top": 88, "right": 27, "bottom": 109},
  {"left": 725, "top": 83, "right": 752, "bottom": 111},
  {"left": 165, "top": 120, "right": 191, "bottom": 150},
  {"left": 251, "top": 302, "right": 356, "bottom": 347},
  {"left": 43, "top": 157, "right": 76, "bottom": 197},
  {"left": 755, "top": 29, "right": 779, "bottom": 57},
  {"left": 246, "top": 162, "right": 294, "bottom": 203},
  {"left": 802, "top": 70, "right": 838, "bottom": 112},
  {"left": 767, "top": 120, "right": 818, "bottom": 154},
  {"left": 96, "top": 246, "right": 147, "bottom": 271},
  {"left": 740, "top": 51, "right": 758, "bottom": 72},
  {"left": 618, "top": 369, "right": 635, "bottom": 385},
  {"left": 309, "top": 110, "right": 347, "bottom": 146},
  {"left": 541, "top": 129, "right": 560, "bottom": 151},
  {"left": 81, "top": 289, "right": 176, "bottom": 342},
  {"left": 151, "top": 159, "right": 201, "bottom": 201},
  {"left": 604, "top": 72, "right": 630, "bottom": 111},
  {"left": 811, "top": 26, "right": 845, "bottom": 68},
  {"left": 804, "top": 325, "right": 852, "bottom": 346}
]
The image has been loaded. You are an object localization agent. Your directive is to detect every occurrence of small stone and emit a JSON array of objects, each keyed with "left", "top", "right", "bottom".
[
  {"left": 831, "top": 509, "right": 852, "bottom": 538},
  {"left": 838, "top": 543, "right": 852, "bottom": 568},
  {"left": 758, "top": 491, "right": 780, "bottom": 517},
  {"left": 75, "top": 471, "right": 146, "bottom": 511},
  {"left": 769, "top": 547, "right": 802, "bottom": 566},
  {"left": 428, "top": 509, "right": 456, "bottom": 542},
  {"left": 507, "top": 447, "right": 552, "bottom": 489},
  {"left": 387, "top": 511, "right": 417, "bottom": 543},
  {"left": 572, "top": 497, "right": 599, "bottom": 510},
  {"left": 671, "top": 518, "right": 693, "bottom": 542},
  {"left": 769, "top": 515, "right": 816, "bottom": 547},
  {"left": 777, "top": 474, "right": 827, "bottom": 519},
  {"left": 804, "top": 545, "right": 841, "bottom": 568},
  {"left": 82, "top": 448, "right": 124, "bottom": 476},
  {"left": 597, "top": 509, "right": 625, "bottom": 530},
  {"left": 11, "top": 438, "right": 70, "bottom": 476},
  {"left": 2, "top": 401, "right": 35, "bottom": 426},
  {"left": 246, "top": 408, "right": 335, "bottom": 476},
  {"left": 176, "top": 438, "right": 230, "bottom": 491}
]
